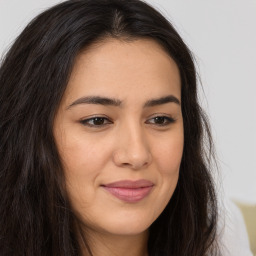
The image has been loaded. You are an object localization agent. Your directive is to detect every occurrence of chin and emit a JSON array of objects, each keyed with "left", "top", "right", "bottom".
[
  {"left": 100, "top": 212, "right": 155, "bottom": 236},
  {"left": 104, "top": 223, "right": 149, "bottom": 236}
]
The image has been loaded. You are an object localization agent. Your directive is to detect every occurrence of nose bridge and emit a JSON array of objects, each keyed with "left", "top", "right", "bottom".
[
  {"left": 126, "top": 122, "right": 147, "bottom": 154},
  {"left": 113, "top": 119, "right": 152, "bottom": 169}
]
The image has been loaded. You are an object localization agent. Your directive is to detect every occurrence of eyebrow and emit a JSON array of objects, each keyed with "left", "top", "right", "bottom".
[
  {"left": 67, "top": 95, "right": 180, "bottom": 109},
  {"left": 67, "top": 96, "right": 122, "bottom": 109},
  {"left": 144, "top": 95, "right": 180, "bottom": 107}
]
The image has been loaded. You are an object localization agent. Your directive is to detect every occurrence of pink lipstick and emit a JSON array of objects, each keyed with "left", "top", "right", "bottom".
[{"left": 101, "top": 179, "right": 154, "bottom": 203}]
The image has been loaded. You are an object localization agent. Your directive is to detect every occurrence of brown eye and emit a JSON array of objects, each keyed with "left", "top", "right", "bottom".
[
  {"left": 80, "top": 117, "right": 112, "bottom": 127},
  {"left": 154, "top": 117, "right": 166, "bottom": 124},
  {"left": 91, "top": 117, "right": 105, "bottom": 125},
  {"left": 146, "top": 116, "right": 175, "bottom": 126}
]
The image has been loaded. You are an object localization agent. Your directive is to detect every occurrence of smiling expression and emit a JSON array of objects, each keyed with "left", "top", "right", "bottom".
[{"left": 53, "top": 38, "right": 184, "bottom": 238}]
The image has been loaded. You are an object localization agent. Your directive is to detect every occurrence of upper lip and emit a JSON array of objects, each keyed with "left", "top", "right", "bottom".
[{"left": 102, "top": 179, "right": 154, "bottom": 188}]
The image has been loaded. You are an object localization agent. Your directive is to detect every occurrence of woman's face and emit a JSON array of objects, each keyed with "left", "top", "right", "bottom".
[{"left": 54, "top": 38, "right": 183, "bottom": 238}]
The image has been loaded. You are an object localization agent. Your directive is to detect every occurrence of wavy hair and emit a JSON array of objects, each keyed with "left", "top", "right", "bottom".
[{"left": 0, "top": 0, "right": 219, "bottom": 255}]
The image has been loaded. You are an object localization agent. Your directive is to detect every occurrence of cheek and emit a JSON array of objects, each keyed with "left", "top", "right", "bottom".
[
  {"left": 58, "top": 139, "right": 108, "bottom": 214},
  {"left": 154, "top": 130, "right": 184, "bottom": 175},
  {"left": 57, "top": 126, "right": 109, "bottom": 172},
  {"left": 152, "top": 129, "right": 183, "bottom": 203},
  {"left": 54, "top": 129, "right": 104, "bottom": 198}
]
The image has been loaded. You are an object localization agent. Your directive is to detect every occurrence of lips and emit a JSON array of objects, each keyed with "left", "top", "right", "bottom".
[{"left": 101, "top": 179, "right": 154, "bottom": 203}]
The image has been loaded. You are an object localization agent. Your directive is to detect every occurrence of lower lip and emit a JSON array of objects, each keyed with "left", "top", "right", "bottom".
[{"left": 102, "top": 186, "right": 153, "bottom": 203}]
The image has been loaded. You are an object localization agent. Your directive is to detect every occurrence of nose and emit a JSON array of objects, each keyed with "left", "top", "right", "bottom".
[{"left": 112, "top": 124, "right": 152, "bottom": 170}]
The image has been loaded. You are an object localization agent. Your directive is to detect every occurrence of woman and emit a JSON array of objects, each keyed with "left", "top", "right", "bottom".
[{"left": 0, "top": 0, "right": 219, "bottom": 255}]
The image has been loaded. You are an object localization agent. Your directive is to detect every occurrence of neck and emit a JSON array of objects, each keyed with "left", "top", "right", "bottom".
[{"left": 79, "top": 228, "right": 149, "bottom": 256}]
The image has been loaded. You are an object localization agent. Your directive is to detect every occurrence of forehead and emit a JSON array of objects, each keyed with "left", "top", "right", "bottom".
[{"left": 63, "top": 38, "right": 181, "bottom": 105}]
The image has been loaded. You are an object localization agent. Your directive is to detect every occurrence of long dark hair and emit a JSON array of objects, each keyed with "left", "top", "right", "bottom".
[{"left": 0, "top": 0, "right": 219, "bottom": 255}]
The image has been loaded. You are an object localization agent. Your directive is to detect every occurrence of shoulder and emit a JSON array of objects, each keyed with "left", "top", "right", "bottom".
[{"left": 217, "top": 198, "right": 253, "bottom": 256}]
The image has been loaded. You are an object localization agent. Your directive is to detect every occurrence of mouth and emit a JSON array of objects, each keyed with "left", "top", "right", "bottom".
[{"left": 101, "top": 179, "right": 154, "bottom": 203}]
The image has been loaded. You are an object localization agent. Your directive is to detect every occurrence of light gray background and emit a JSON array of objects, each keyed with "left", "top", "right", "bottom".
[{"left": 1, "top": 0, "right": 255, "bottom": 203}]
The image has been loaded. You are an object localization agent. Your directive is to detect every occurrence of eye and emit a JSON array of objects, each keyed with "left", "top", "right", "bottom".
[
  {"left": 146, "top": 116, "right": 176, "bottom": 126},
  {"left": 80, "top": 116, "right": 112, "bottom": 127}
]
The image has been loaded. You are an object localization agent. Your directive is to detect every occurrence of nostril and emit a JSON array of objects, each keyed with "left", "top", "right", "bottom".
[{"left": 112, "top": 145, "right": 152, "bottom": 169}]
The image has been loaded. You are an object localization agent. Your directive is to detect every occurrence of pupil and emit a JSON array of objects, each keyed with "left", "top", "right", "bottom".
[
  {"left": 94, "top": 118, "right": 104, "bottom": 125},
  {"left": 155, "top": 117, "right": 165, "bottom": 124}
]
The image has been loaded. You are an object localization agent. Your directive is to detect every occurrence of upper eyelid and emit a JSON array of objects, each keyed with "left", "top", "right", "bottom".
[
  {"left": 147, "top": 113, "right": 173, "bottom": 118},
  {"left": 79, "top": 116, "right": 113, "bottom": 126},
  {"left": 146, "top": 113, "right": 176, "bottom": 120},
  {"left": 146, "top": 116, "right": 176, "bottom": 124},
  {"left": 80, "top": 114, "right": 111, "bottom": 121},
  {"left": 80, "top": 114, "right": 174, "bottom": 120},
  {"left": 87, "top": 117, "right": 111, "bottom": 121},
  {"left": 79, "top": 115, "right": 175, "bottom": 126}
]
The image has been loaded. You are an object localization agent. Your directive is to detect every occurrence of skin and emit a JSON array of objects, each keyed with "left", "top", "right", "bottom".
[{"left": 54, "top": 38, "right": 184, "bottom": 256}]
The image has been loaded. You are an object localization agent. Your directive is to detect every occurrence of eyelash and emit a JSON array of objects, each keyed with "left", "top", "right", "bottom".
[
  {"left": 80, "top": 116, "right": 112, "bottom": 127},
  {"left": 79, "top": 115, "right": 176, "bottom": 128},
  {"left": 145, "top": 116, "right": 176, "bottom": 126}
]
